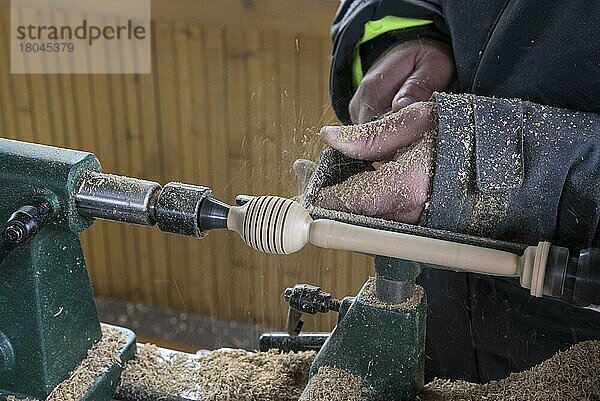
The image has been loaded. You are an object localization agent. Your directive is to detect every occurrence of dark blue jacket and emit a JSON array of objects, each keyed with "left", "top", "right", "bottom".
[{"left": 328, "top": 0, "right": 600, "bottom": 383}]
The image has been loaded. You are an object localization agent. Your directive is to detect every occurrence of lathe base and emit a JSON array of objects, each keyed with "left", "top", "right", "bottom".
[
  {"left": 0, "top": 324, "right": 136, "bottom": 401},
  {"left": 302, "top": 279, "right": 426, "bottom": 401}
]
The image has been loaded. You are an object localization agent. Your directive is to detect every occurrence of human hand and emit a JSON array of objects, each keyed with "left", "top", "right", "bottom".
[
  {"left": 315, "top": 102, "right": 436, "bottom": 223},
  {"left": 350, "top": 38, "right": 455, "bottom": 124}
]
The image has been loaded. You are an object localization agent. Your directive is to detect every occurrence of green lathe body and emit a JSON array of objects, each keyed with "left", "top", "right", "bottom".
[
  {"left": 0, "top": 138, "right": 134, "bottom": 400},
  {"left": 303, "top": 257, "right": 426, "bottom": 401}
]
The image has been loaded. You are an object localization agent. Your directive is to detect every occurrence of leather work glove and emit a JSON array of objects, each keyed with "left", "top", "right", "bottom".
[
  {"left": 350, "top": 38, "right": 455, "bottom": 124},
  {"left": 315, "top": 102, "right": 436, "bottom": 224}
]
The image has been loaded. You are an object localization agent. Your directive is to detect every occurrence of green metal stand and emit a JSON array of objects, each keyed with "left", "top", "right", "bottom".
[
  {"left": 303, "top": 256, "right": 426, "bottom": 401},
  {"left": 0, "top": 139, "right": 135, "bottom": 400}
]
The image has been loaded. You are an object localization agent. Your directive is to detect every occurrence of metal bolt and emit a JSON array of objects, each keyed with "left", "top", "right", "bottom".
[
  {"left": 3, "top": 224, "right": 24, "bottom": 243},
  {"left": 283, "top": 284, "right": 341, "bottom": 314},
  {"left": 283, "top": 284, "right": 341, "bottom": 336}
]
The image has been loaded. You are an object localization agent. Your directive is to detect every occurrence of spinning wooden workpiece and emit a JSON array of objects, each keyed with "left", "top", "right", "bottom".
[{"left": 227, "top": 195, "right": 551, "bottom": 298}]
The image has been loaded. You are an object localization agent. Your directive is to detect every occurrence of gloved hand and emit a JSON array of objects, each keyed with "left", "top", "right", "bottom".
[
  {"left": 350, "top": 38, "right": 455, "bottom": 124},
  {"left": 315, "top": 102, "right": 436, "bottom": 224}
]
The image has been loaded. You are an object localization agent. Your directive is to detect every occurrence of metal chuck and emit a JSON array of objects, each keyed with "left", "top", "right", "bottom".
[{"left": 75, "top": 171, "right": 231, "bottom": 238}]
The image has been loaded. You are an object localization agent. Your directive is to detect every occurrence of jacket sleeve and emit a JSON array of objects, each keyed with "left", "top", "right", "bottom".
[
  {"left": 330, "top": 0, "right": 448, "bottom": 124},
  {"left": 424, "top": 92, "right": 600, "bottom": 252}
]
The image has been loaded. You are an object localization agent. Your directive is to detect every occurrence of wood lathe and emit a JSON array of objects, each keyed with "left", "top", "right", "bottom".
[{"left": 1, "top": 139, "right": 598, "bottom": 400}]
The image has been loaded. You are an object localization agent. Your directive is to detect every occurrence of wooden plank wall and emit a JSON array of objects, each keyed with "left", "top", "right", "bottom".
[{"left": 0, "top": 0, "right": 373, "bottom": 331}]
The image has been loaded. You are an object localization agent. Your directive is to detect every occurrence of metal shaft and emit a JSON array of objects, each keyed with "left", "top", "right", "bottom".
[
  {"left": 75, "top": 171, "right": 230, "bottom": 238},
  {"left": 375, "top": 275, "right": 415, "bottom": 304},
  {"left": 76, "top": 171, "right": 161, "bottom": 226}
]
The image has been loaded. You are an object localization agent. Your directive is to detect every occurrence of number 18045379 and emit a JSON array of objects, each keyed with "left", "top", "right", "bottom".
[{"left": 19, "top": 42, "right": 74, "bottom": 53}]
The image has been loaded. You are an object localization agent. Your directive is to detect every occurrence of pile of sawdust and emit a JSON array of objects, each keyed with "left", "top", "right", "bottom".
[
  {"left": 418, "top": 340, "right": 600, "bottom": 401},
  {"left": 117, "top": 343, "right": 203, "bottom": 399},
  {"left": 46, "top": 326, "right": 125, "bottom": 401},
  {"left": 300, "top": 341, "right": 599, "bottom": 401},
  {"left": 199, "top": 349, "right": 315, "bottom": 400},
  {"left": 299, "top": 366, "right": 368, "bottom": 401},
  {"left": 118, "top": 345, "right": 315, "bottom": 401},
  {"left": 7, "top": 330, "right": 597, "bottom": 401}
]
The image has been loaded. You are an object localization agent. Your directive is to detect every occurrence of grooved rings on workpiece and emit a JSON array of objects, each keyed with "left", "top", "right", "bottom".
[
  {"left": 237, "top": 196, "right": 311, "bottom": 254},
  {"left": 155, "top": 182, "right": 212, "bottom": 238}
]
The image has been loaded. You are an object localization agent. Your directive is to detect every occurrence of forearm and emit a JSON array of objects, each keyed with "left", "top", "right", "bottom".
[{"left": 425, "top": 93, "right": 600, "bottom": 251}]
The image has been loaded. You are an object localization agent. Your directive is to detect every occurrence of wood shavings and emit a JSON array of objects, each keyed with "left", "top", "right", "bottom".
[
  {"left": 199, "top": 348, "right": 315, "bottom": 401},
  {"left": 7, "top": 329, "right": 597, "bottom": 401},
  {"left": 117, "top": 343, "right": 202, "bottom": 399},
  {"left": 465, "top": 192, "right": 508, "bottom": 236},
  {"left": 418, "top": 340, "right": 600, "bottom": 401},
  {"left": 335, "top": 111, "right": 408, "bottom": 143},
  {"left": 45, "top": 326, "right": 125, "bottom": 401},
  {"left": 334, "top": 104, "right": 432, "bottom": 144},
  {"left": 314, "top": 133, "right": 435, "bottom": 223},
  {"left": 315, "top": 159, "right": 412, "bottom": 206},
  {"left": 299, "top": 366, "right": 368, "bottom": 401},
  {"left": 117, "top": 345, "right": 315, "bottom": 401}
]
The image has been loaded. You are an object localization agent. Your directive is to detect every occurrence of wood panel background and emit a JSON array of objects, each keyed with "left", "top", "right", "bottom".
[{"left": 0, "top": 0, "right": 374, "bottom": 332}]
